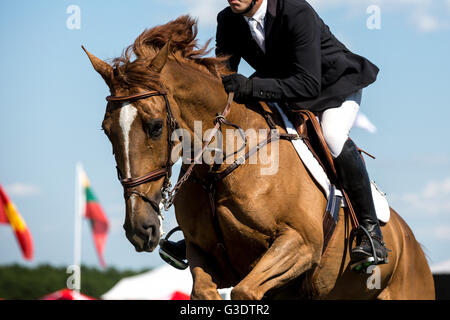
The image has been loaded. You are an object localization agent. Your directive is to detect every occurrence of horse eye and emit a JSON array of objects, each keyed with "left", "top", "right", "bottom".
[{"left": 145, "top": 119, "right": 164, "bottom": 138}]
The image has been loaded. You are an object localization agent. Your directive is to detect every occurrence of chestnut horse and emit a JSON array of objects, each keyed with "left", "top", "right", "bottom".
[{"left": 83, "top": 16, "right": 435, "bottom": 299}]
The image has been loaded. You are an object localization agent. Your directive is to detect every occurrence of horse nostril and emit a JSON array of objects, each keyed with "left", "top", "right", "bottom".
[{"left": 141, "top": 224, "right": 155, "bottom": 237}]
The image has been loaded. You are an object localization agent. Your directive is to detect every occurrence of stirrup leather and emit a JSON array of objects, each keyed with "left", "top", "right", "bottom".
[
  {"left": 159, "top": 227, "right": 189, "bottom": 270},
  {"left": 349, "top": 225, "right": 388, "bottom": 272}
]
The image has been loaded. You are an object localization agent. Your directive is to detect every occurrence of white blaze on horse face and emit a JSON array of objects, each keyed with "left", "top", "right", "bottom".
[
  {"left": 119, "top": 102, "right": 138, "bottom": 227},
  {"left": 119, "top": 102, "right": 138, "bottom": 178}
]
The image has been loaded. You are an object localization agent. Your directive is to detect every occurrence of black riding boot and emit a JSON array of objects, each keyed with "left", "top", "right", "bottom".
[
  {"left": 334, "top": 139, "right": 389, "bottom": 269},
  {"left": 158, "top": 227, "right": 188, "bottom": 270}
]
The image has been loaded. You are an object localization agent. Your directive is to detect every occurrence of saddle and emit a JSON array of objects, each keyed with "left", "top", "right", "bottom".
[
  {"left": 290, "top": 109, "right": 339, "bottom": 185},
  {"left": 259, "top": 102, "right": 361, "bottom": 251}
]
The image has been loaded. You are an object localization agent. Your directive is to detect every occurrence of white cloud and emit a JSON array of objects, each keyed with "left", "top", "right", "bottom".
[
  {"left": 4, "top": 183, "right": 41, "bottom": 197},
  {"left": 354, "top": 112, "right": 377, "bottom": 133},
  {"left": 435, "top": 225, "right": 450, "bottom": 240},
  {"left": 412, "top": 13, "right": 439, "bottom": 32},
  {"left": 410, "top": 10, "right": 449, "bottom": 33},
  {"left": 390, "top": 177, "right": 450, "bottom": 216},
  {"left": 416, "top": 225, "right": 450, "bottom": 245},
  {"left": 422, "top": 178, "right": 450, "bottom": 199},
  {"left": 430, "top": 258, "right": 450, "bottom": 273},
  {"left": 160, "top": 0, "right": 224, "bottom": 27},
  {"left": 186, "top": 0, "right": 223, "bottom": 26}
]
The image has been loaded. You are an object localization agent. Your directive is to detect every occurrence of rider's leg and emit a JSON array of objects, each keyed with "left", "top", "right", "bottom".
[
  {"left": 320, "top": 89, "right": 361, "bottom": 159},
  {"left": 320, "top": 89, "right": 388, "bottom": 265}
]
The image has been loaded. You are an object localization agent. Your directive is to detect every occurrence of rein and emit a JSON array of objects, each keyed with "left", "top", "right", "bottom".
[{"left": 162, "top": 92, "right": 236, "bottom": 209}]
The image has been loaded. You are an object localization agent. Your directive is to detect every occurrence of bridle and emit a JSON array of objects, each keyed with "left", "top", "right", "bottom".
[
  {"left": 106, "top": 90, "right": 178, "bottom": 213},
  {"left": 106, "top": 89, "right": 235, "bottom": 213}
]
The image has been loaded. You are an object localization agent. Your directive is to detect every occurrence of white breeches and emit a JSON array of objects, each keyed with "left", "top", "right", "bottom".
[{"left": 320, "top": 89, "right": 362, "bottom": 158}]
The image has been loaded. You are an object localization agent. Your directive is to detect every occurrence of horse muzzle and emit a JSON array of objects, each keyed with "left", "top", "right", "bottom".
[
  {"left": 126, "top": 229, "right": 160, "bottom": 253},
  {"left": 123, "top": 196, "right": 162, "bottom": 253}
]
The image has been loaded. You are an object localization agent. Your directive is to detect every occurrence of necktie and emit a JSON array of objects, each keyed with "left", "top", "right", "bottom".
[{"left": 249, "top": 18, "right": 265, "bottom": 53}]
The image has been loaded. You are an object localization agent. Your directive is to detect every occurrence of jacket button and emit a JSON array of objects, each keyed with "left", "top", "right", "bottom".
[{"left": 260, "top": 91, "right": 264, "bottom": 96}]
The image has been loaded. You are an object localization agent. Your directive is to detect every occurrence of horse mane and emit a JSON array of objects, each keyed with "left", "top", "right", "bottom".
[{"left": 111, "top": 15, "right": 230, "bottom": 92}]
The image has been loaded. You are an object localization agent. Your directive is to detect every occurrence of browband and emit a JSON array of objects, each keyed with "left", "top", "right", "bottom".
[{"left": 106, "top": 90, "right": 163, "bottom": 102}]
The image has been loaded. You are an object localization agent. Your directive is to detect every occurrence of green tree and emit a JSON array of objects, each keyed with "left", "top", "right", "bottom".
[{"left": 0, "top": 264, "right": 150, "bottom": 300}]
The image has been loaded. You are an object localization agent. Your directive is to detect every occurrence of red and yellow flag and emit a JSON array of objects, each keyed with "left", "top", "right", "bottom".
[
  {"left": 0, "top": 184, "right": 34, "bottom": 260},
  {"left": 79, "top": 169, "right": 109, "bottom": 267}
]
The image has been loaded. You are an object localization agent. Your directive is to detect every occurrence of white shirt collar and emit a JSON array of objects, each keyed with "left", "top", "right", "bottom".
[{"left": 244, "top": 0, "right": 268, "bottom": 26}]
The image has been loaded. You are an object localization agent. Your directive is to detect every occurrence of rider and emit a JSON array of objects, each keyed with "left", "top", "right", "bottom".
[{"left": 160, "top": 0, "right": 389, "bottom": 270}]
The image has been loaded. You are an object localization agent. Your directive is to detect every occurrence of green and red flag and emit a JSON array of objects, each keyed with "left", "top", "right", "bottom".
[
  {"left": 0, "top": 184, "right": 34, "bottom": 260},
  {"left": 78, "top": 168, "right": 109, "bottom": 267}
]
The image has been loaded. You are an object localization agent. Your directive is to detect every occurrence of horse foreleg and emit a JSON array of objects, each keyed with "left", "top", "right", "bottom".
[
  {"left": 231, "top": 228, "right": 319, "bottom": 300},
  {"left": 186, "top": 241, "right": 224, "bottom": 300}
]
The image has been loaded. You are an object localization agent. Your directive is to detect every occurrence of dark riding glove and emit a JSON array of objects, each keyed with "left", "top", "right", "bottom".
[{"left": 222, "top": 74, "right": 253, "bottom": 104}]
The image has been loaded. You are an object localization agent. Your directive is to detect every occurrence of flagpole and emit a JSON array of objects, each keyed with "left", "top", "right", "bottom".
[{"left": 73, "top": 162, "right": 83, "bottom": 293}]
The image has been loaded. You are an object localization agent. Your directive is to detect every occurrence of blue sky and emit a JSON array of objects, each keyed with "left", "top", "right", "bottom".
[{"left": 0, "top": 0, "right": 449, "bottom": 272}]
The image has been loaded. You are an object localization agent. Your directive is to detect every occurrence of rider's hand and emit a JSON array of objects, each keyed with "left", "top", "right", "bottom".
[{"left": 221, "top": 73, "right": 253, "bottom": 104}]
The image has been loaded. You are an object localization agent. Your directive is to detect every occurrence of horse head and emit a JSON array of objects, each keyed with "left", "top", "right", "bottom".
[{"left": 83, "top": 43, "right": 176, "bottom": 253}]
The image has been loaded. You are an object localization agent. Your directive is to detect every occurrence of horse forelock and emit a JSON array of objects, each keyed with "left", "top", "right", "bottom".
[{"left": 109, "top": 15, "right": 230, "bottom": 93}]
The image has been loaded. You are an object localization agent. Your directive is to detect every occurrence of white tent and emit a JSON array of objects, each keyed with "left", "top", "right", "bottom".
[{"left": 102, "top": 265, "right": 192, "bottom": 300}]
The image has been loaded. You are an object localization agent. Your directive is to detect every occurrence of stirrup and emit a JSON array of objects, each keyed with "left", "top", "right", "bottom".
[
  {"left": 349, "top": 225, "right": 388, "bottom": 272},
  {"left": 158, "top": 227, "right": 189, "bottom": 270}
]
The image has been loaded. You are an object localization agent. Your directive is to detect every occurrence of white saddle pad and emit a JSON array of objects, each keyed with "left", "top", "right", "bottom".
[{"left": 271, "top": 103, "right": 390, "bottom": 224}]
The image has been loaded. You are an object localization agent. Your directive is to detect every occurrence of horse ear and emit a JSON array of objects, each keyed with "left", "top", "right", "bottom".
[
  {"left": 81, "top": 46, "right": 114, "bottom": 85},
  {"left": 149, "top": 41, "right": 170, "bottom": 73}
]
